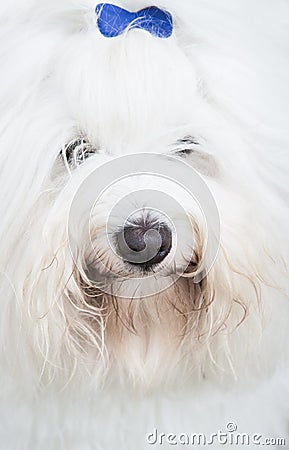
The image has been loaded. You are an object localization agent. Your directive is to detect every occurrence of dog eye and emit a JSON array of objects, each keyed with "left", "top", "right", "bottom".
[
  {"left": 176, "top": 136, "right": 199, "bottom": 147},
  {"left": 174, "top": 136, "right": 199, "bottom": 157},
  {"left": 60, "top": 137, "right": 96, "bottom": 168},
  {"left": 175, "top": 148, "right": 195, "bottom": 157},
  {"left": 173, "top": 138, "right": 219, "bottom": 177}
]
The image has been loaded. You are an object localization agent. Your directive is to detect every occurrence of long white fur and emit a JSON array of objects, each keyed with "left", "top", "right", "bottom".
[{"left": 0, "top": 0, "right": 289, "bottom": 449}]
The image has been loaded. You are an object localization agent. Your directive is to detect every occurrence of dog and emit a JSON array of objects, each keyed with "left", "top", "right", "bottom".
[{"left": 0, "top": 1, "right": 289, "bottom": 449}]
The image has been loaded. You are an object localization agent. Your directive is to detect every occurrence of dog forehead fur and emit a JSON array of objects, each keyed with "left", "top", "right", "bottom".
[{"left": 0, "top": 1, "right": 289, "bottom": 449}]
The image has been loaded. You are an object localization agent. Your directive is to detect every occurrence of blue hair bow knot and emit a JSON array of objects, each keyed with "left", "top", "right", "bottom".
[{"left": 95, "top": 3, "right": 173, "bottom": 38}]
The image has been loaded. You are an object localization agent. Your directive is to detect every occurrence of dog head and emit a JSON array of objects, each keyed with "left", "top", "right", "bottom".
[{"left": 1, "top": 0, "right": 288, "bottom": 388}]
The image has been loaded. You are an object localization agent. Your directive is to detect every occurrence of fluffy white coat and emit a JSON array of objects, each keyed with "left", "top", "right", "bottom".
[{"left": 0, "top": 0, "right": 289, "bottom": 449}]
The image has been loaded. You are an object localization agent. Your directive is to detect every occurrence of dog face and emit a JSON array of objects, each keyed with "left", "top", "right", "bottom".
[{"left": 1, "top": 1, "right": 288, "bottom": 388}]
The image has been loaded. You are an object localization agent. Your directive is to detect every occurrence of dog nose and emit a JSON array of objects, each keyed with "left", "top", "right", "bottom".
[{"left": 116, "top": 220, "right": 172, "bottom": 268}]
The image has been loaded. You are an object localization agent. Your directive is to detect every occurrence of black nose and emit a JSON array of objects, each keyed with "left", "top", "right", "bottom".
[{"left": 116, "top": 220, "right": 172, "bottom": 268}]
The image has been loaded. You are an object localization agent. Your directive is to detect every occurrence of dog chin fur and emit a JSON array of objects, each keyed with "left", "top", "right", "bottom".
[{"left": 0, "top": 0, "right": 289, "bottom": 448}]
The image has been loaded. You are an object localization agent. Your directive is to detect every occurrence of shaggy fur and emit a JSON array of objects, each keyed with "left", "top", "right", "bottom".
[{"left": 0, "top": 1, "right": 289, "bottom": 449}]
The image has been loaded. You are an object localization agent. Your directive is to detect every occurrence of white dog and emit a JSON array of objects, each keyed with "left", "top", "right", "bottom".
[{"left": 0, "top": 1, "right": 289, "bottom": 449}]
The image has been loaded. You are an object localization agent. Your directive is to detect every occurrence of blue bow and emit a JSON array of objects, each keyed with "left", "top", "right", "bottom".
[{"left": 95, "top": 3, "right": 173, "bottom": 38}]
